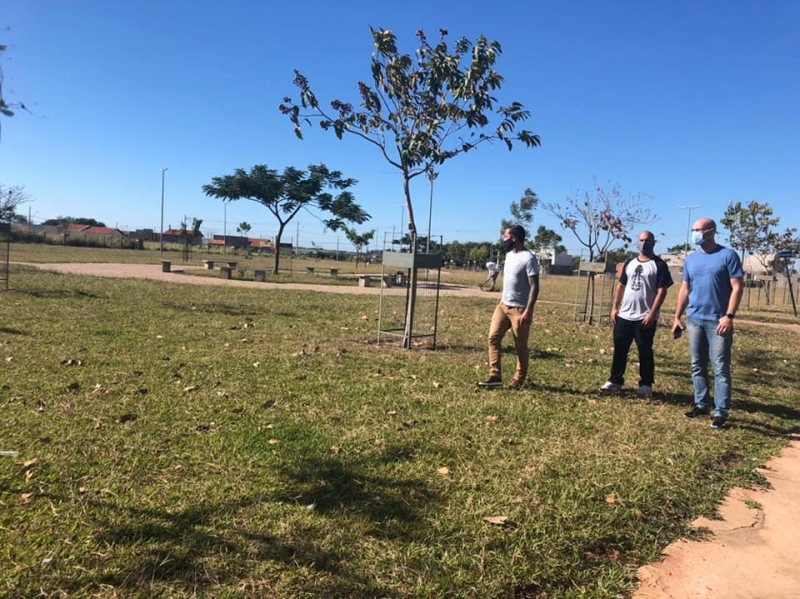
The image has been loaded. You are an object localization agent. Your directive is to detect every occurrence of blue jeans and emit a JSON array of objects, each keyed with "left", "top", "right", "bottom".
[{"left": 687, "top": 318, "right": 733, "bottom": 418}]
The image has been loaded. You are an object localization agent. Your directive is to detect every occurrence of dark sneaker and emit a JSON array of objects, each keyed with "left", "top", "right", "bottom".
[
  {"left": 711, "top": 417, "right": 727, "bottom": 430},
  {"left": 477, "top": 376, "right": 502, "bottom": 388},
  {"left": 683, "top": 406, "right": 710, "bottom": 419},
  {"left": 507, "top": 378, "right": 524, "bottom": 390}
]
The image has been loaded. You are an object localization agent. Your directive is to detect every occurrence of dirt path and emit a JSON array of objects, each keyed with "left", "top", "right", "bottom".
[{"left": 19, "top": 261, "right": 800, "bottom": 598}]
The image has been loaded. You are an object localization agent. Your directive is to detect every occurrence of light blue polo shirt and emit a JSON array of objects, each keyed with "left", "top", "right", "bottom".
[{"left": 683, "top": 245, "right": 744, "bottom": 321}]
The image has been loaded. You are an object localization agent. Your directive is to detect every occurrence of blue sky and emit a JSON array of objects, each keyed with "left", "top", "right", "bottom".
[{"left": 2, "top": 0, "right": 798, "bottom": 255}]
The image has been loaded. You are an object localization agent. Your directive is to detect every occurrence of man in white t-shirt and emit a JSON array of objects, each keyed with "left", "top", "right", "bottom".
[
  {"left": 600, "top": 231, "right": 673, "bottom": 397},
  {"left": 480, "top": 261, "right": 501, "bottom": 291},
  {"left": 477, "top": 225, "right": 540, "bottom": 390}
]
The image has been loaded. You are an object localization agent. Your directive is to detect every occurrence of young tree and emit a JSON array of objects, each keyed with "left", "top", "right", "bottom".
[
  {"left": 179, "top": 217, "right": 203, "bottom": 260},
  {"left": 501, "top": 188, "right": 539, "bottom": 234},
  {"left": 544, "top": 180, "right": 654, "bottom": 324},
  {"left": 343, "top": 226, "right": 375, "bottom": 267},
  {"left": 203, "top": 164, "right": 369, "bottom": 275},
  {"left": 0, "top": 184, "right": 30, "bottom": 222},
  {"left": 236, "top": 221, "right": 252, "bottom": 236},
  {"left": 281, "top": 27, "right": 540, "bottom": 346}
]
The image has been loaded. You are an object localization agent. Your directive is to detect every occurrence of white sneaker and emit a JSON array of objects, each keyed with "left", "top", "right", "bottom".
[
  {"left": 599, "top": 381, "right": 622, "bottom": 393},
  {"left": 637, "top": 385, "right": 652, "bottom": 397}
]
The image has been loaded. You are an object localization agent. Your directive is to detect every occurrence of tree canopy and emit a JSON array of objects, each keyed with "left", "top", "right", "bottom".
[
  {"left": 280, "top": 27, "right": 540, "bottom": 239},
  {"left": 42, "top": 216, "right": 106, "bottom": 227},
  {"left": 202, "top": 164, "right": 369, "bottom": 274},
  {"left": 500, "top": 189, "right": 539, "bottom": 236}
]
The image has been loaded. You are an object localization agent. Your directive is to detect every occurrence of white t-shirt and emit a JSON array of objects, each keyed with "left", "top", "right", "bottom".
[
  {"left": 501, "top": 250, "right": 539, "bottom": 308},
  {"left": 486, "top": 261, "right": 501, "bottom": 274},
  {"left": 618, "top": 256, "right": 673, "bottom": 320}
]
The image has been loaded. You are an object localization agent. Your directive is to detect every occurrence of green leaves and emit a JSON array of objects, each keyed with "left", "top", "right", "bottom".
[{"left": 281, "top": 27, "right": 541, "bottom": 233}]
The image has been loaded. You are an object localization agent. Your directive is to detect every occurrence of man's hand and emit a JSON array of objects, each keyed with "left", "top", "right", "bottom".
[
  {"left": 716, "top": 315, "right": 733, "bottom": 335},
  {"left": 671, "top": 317, "right": 684, "bottom": 336},
  {"left": 610, "top": 307, "right": 619, "bottom": 324},
  {"left": 521, "top": 308, "right": 533, "bottom": 324},
  {"left": 642, "top": 312, "right": 656, "bottom": 328}
]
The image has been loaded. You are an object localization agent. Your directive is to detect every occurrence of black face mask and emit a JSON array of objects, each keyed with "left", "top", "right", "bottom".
[{"left": 502, "top": 238, "right": 515, "bottom": 253}]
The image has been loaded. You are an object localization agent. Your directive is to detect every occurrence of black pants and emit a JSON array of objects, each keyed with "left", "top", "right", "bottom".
[{"left": 609, "top": 317, "right": 656, "bottom": 386}]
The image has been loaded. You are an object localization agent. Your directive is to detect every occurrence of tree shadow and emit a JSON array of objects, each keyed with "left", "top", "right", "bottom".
[
  {"left": 162, "top": 301, "right": 261, "bottom": 317},
  {"left": 0, "top": 326, "right": 25, "bottom": 335},
  {"left": 18, "top": 288, "right": 100, "bottom": 299},
  {"left": 55, "top": 449, "right": 437, "bottom": 597}
]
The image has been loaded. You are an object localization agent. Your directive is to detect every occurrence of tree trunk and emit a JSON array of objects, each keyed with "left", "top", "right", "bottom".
[
  {"left": 273, "top": 224, "right": 286, "bottom": 275},
  {"left": 402, "top": 172, "right": 418, "bottom": 349}
]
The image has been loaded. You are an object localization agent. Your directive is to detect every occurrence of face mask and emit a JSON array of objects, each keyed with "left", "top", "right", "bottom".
[
  {"left": 691, "top": 231, "right": 705, "bottom": 245},
  {"left": 502, "top": 238, "right": 515, "bottom": 252},
  {"left": 637, "top": 240, "right": 654, "bottom": 254}
]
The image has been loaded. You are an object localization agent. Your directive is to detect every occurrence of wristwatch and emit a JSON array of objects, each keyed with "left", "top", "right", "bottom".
[{"left": 726, "top": 313, "right": 735, "bottom": 319}]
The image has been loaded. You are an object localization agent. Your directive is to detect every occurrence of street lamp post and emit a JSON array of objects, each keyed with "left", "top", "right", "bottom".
[
  {"left": 159, "top": 167, "right": 169, "bottom": 253},
  {"left": 679, "top": 204, "right": 701, "bottom": 256}
]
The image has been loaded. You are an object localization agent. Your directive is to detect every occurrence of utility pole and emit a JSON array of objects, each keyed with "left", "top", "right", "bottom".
[
  {"left": 679, "top": 205, "right": 701, "bottom": 256},
  {"left": 159, "top": 167, "right": 168, "bottom": 254}
]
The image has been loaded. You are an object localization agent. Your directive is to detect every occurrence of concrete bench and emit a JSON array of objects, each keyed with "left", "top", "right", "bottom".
[
  {"left": 358, "top": 275, "right": 393, "bottom": 288},
  {"left": 203, "top": 260, "right": 214, "bottom": 270},
  {"left": 219, "top": 266, "right": 232, "bottom": 279},
  {"left": 306, "top": 266, "right": 316, "bottom": 275},
  {"left": 161, "top": 260, "right": 171, "bottom": 273},
  {"left": 254, "top": 269, "right": 266, "bottom": 282},
  {"left": 226, "top": 261, "right": 238, "bottom": 269},
  {"left": 330, "top": 268, "right": 339, "bottom": 277}
]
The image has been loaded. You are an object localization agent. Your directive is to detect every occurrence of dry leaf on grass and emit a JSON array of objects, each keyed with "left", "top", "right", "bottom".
[
  {"left": 483, "top": 515, "right": 508, "bottom": 526},
  {"left": 605, "top": 495, "right": 616, "bottom": 504},
  {"left": 22, "top": 458, "right": 39, "bottom": 468},
  {"left": 437, "top": 467, "right": 450, "bottom": 476},
  {"left": 268, "top": 439, "right": 279, "bottom": 445},
  {"left": 486, "top": 415, "right": 500, "bottom": 423}
]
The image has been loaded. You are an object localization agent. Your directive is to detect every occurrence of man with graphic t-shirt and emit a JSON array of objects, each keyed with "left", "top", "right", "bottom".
[
  {"left": 477, "top": 225, "right": 540, "bottom": 390},
  {"left": 600, "top": 231, "right": 673, "bottom": 397}
]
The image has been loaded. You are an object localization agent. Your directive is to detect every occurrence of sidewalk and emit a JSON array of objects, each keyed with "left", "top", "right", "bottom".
[{"left": 635, "top": 436, "right": 800, "bottom": 598}]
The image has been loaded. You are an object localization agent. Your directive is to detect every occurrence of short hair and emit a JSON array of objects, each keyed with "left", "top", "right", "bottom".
[{"left": 508, "top": 224, "right": 526, "bottom": 243}]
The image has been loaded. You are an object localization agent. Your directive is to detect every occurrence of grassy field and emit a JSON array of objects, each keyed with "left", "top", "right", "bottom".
[{"left": 1, "top": 249, "right": 799, "bottom": 597}]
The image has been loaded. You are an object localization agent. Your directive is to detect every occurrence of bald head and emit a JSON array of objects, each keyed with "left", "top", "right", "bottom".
[{"left": 691, "top": 217, "right": 717, "bottom": 248}]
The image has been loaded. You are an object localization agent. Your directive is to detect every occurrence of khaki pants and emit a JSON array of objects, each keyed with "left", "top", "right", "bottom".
[{"left": 488, "top": 303, "right": 531, "bottom": 382}]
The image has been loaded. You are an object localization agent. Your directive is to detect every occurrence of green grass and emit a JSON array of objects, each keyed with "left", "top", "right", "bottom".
[{"left": 1, "top": 253, "right": 799, "bottom": 597}]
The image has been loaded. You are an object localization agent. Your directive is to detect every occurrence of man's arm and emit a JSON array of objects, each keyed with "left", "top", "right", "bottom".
[
  {"left": 717, "top": 277, "right": 743, "bottom": 335},
  {"left": 643, "top": 286, "right": 668, "bottom": 328},
  {"left": 610, "top": 281, "right": 625, "bottom": 324},
  {"left": 521, "top": 274, "right": 539, "bottom": 322},
  {"left": 672, "top": 281, "right": 690, "bottom": 333}
]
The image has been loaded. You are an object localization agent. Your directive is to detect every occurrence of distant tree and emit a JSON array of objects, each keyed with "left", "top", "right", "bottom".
[
  {"left": 720, "top": 201, "right": 780, "bottom": 263},
  {"left": 721, "top": 201, "right": 793, "bottom": 305},
  {"left": 203, "top": 164, "right": 369, "bottom": 275},
  {"left": 501, "top": 188, "right": 538, "bottom": 235},
  {"left": 544, "top": 180, "right": 654, "bottom": 262},
  {"left": 469, "top": 245, "right": 489, "bottom": 265},
  {"left": 0, "top": 184, "right": 30, "bottom": 222},
  {"left": 665, "top": 244, "right": 686, "bottom": 255},
  {"left": 281, "top": 27, "right": 540, "bottom": 347},
  {"left": 343, "top": 226, "right": 375, "bottom": 268},
  {"left": 42, "top": 217, "right": 106, "bottom": 227},
  {"left": 544, "top": 180, "right": 655, "bottom": 324},
  {"left": 530, "top": 225, "right": 564, "bottom": 262},
  {"left": 236, "top": 221, "right": 252, "bottom": 236}
]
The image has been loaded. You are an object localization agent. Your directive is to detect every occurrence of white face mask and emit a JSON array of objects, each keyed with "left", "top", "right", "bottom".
[{"left": 691, "top": 230, "right": 709, "bottom": 245}]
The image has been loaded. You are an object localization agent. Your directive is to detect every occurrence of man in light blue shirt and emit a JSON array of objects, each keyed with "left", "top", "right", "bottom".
[{"left": 673, "top": 218, "right": 743, "bottom": 430}]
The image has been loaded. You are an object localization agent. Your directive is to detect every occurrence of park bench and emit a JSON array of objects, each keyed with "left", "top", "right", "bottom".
[
  {"left": 330, "top": 268, "right": 339, "bottom": 277},
  {"left": 203, "top": 260, "right": 214, "bottom": 270},
  {"left": 358, "top": 275, "right": 393, "bottom": 288},
  {"left": 161, "top": 260, "right": 171, "bottom": 273},
  {"left": 254, "top": 269, "right": 266, "bottom": 282},
  {"left": 306, "top": 266, "right": 316, "bottom": 275}
]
